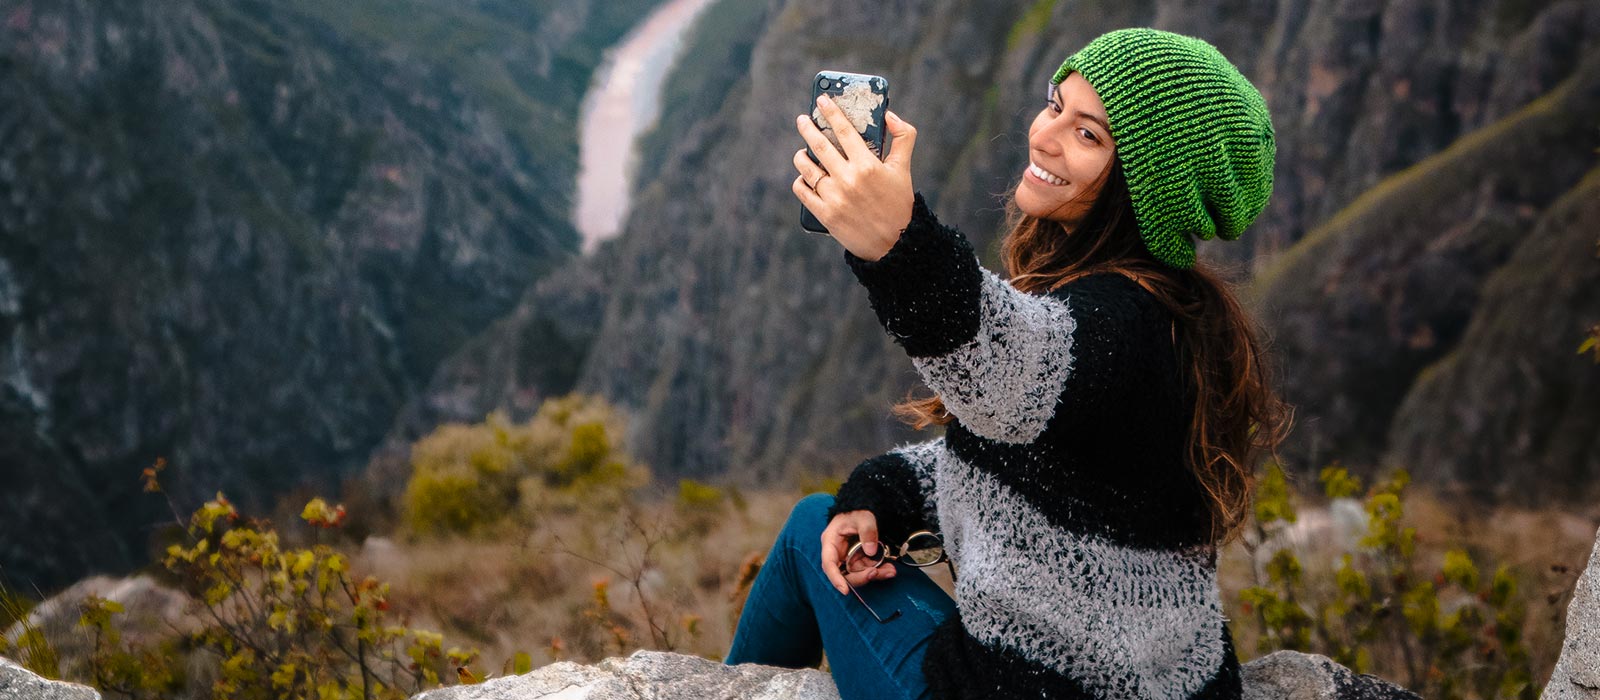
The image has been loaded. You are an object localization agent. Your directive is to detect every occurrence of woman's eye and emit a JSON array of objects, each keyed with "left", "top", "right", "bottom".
[
  {"left": 1079, "top": 128, "right": 1099, "bottom": 143},
  {"left": 1045, "top": 100, "right": 1062, "bottom": 115}
]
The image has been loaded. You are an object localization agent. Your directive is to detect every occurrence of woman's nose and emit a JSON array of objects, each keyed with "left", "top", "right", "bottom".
[
  {"left": 1030, "top": 123, "right": 1070, "bottom": 157},
  {"left": 1040, "top": 114, "right": 1077, "bottom": 141},
  {"left": 1031, "top": 135, "right": 1064, "bottom": 160}
]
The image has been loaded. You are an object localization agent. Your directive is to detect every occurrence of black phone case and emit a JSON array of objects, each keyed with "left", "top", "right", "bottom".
[{"left": 801, "top": 70, "right": 890, "bottom": 235}]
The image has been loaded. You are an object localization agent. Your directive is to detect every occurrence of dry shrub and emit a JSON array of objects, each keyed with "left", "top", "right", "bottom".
[
  {"left": 1225, "top": 464, "right": 1596, "bottom": 699},
  {"left": 402, "top": 394, "right": 648, "bottom": 538}
]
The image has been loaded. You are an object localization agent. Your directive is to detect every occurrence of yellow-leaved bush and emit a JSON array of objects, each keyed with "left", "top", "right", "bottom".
[
  {"left": 77, "top": 490, "right": 475, "bottom": 700},
  {"left": 403, "top": 394, "right": 648, "bottom": 537},
  {"left": 1236, "top": 464, "right": 1537, "bottom": 700}
]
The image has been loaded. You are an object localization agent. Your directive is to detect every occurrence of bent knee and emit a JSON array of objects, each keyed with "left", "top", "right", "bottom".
[
  {"left": 779, "top": 493, "right": 835, "bottom": 544},
  {"left": 792, "top": 492, "right": 835, "bottom": 521}
]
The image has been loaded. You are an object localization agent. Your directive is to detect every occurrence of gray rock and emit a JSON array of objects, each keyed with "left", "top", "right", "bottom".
[
  {"left": 0, "top": 656, "right": 100, "bottom": 700},
  {"left": 1242, "top": 651, "right": 1421, "bottom": 700},
  {"left": 411, "top": 650, "right": 838, "bottom": 700},
  {"left": 409, "top": 648, "right": 1424, "bottom": 700},
  {"left": 1543, "top": 526, "right": 1600, "bottom": 700},
  {"left": 3, "top": 575, "right": 196, "bottom": 670}
]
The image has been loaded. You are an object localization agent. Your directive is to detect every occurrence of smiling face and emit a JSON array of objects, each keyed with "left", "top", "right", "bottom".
[{"left": 1015, "top": 71, "right": 1115, "bottom": 226}]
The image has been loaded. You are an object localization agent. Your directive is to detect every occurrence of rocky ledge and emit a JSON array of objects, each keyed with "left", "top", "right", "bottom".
[
  {"left": 402, "top": 649, "right": 1426, "bottom": 700},
  {"left": 413, "top": 651, "right": 835, "bottom": 700},
  {"left": 0, "top": 656, "right": 99, "bottom": 700},
  {"left": 0, "top": 648, "right": 1422, "bottom": 700}
]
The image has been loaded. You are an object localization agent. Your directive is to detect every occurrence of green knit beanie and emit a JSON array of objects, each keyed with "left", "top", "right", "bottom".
[{"left": 1052, "top": 28, "right": 1274, "bottom": 269}]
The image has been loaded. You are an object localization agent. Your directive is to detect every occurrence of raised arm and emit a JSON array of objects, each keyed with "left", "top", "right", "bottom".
[
  {"left": 845, "top": 193, "right": 1078, "bottom": 445},
  {"left": 827, "top": 438, "right": 943, "bottom": 546}
]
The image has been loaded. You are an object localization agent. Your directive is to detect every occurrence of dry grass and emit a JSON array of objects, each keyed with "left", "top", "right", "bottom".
[{"left": 347, "top": 487, "right": 822, "bottom": 676}]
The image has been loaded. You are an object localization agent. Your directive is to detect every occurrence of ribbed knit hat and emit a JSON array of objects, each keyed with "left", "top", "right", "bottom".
[{"left": 1052, "top": 28, "right": 1274, "bottom": 269}]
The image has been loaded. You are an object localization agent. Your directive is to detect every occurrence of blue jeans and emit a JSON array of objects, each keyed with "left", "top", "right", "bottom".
[{"left": 726, "top": 493, "right": 959, "bottom": 700}]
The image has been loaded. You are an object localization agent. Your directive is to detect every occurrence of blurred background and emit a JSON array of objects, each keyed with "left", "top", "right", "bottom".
[{"left": 1, "top": 0, "right": 1598, "bottom": 695}]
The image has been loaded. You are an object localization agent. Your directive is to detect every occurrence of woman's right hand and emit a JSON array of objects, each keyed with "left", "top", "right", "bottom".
[{"left": 821, "top": 509, "right": 897, "bottom": 594}]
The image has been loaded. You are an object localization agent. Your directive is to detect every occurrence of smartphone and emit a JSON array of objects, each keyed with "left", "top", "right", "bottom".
[{"left": 801, "top": 70, "right": 890, "bottom": 235}]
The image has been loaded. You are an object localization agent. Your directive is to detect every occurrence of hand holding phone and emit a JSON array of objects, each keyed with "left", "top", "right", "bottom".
[
  {"left": 800, "top": 71, "right": 890, "bottom": 236},
  {"left": 792, "top": 72, "right": 918, "bottom": 262}
]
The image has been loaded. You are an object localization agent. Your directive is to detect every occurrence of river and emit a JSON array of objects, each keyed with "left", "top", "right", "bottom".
[{"left": 572, "top": 0, "right": 718, "bottom": 253}]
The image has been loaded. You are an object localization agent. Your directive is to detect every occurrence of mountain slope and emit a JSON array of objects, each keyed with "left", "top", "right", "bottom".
[
  {"left": 1250, "top": 52, "right": 1600, "bottom": 481},
  {"left": 1384, "top": 166, "right": 1600, "bottom": 501},
  {"left": 0, "top": 0, "right": 659, "bottom": 593}
]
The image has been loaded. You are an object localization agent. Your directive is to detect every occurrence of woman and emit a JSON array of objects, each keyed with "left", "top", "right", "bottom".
[{"left": 726, "top": 28, "right": 1289, "bottom": 700}]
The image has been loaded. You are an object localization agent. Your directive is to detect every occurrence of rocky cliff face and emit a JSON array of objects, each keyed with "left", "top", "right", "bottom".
[
  {"left": 417, "top": 0, "right": 1600, "bottom": 493},
  {"left": 371, "top": 0, "right": 780, "bottom": 484},
  {"left": 1383, "top": 163, "right": 1600, "bottom": 499},
  {"left": 1253, "top": 49, "right": 1600, "bottom": 490},
  {"left": 0, "top": 0, "right": 659, "bottom": 592}
]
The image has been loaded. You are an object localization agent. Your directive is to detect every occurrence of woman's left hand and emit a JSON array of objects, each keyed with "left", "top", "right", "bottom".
[{"left": 792, "top": 95, "right": 917, "bottom": 262}]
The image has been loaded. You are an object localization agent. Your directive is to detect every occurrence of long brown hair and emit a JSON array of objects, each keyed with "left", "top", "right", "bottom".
[{"left": 893, "top": 159, "right": 1290, "bottom": 543}]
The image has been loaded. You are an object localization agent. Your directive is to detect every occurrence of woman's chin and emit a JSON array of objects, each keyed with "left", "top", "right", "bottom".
[
  {"left": 1015, "top": 190, "right": 1063, "bottom": 221},
  {"left": 1014, "top": 188, "right": 1048, "bottom": 218}
]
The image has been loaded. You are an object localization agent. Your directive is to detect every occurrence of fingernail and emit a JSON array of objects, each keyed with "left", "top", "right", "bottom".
[
  {"left": 887, "top": 110, "right": 899, "bottom": 121},
  {"left": 817, "top": 94, "right": 829, "bottom": 106},
  {"left": 863, "top": 542, "right": 878, "bottom": 556}
]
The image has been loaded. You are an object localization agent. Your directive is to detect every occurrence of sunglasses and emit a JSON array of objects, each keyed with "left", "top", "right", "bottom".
[{"left": 839, "top": 530, "right": 954, "bottom": 623}]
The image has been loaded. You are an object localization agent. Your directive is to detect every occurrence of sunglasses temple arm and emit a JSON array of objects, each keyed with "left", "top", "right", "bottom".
[{"left": 846, "top": 581, "right": 887, "bottom": 622}]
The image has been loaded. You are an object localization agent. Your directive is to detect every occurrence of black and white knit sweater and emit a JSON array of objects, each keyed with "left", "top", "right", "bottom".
[{"left": 828, "top": 192, "right": 1242, "bottom": 699}]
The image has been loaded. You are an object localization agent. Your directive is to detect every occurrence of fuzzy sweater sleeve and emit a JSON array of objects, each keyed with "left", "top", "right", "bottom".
[
  {"left": 846, "top": 192, "right": 1078, "bottom": 445},
  {"left": 826, "top": 439, "right": 943, "bottom": 545}
]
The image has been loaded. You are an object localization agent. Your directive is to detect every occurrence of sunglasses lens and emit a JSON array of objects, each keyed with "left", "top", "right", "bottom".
[
  {"left": 904, "top": 533, "right": 945, "bottom": 566},
  {"left": 845, "top": 542, "right": 887, "bottom": 573}
]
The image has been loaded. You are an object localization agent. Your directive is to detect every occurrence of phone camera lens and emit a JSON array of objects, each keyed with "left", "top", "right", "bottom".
[{"left": 818, "top": 78, "right": 830, "bottom": 89}]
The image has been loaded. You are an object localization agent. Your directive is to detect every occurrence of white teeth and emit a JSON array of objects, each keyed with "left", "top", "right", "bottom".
[{"left": 1030, "top": 162, "right": 1066, "bottom": 186}]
